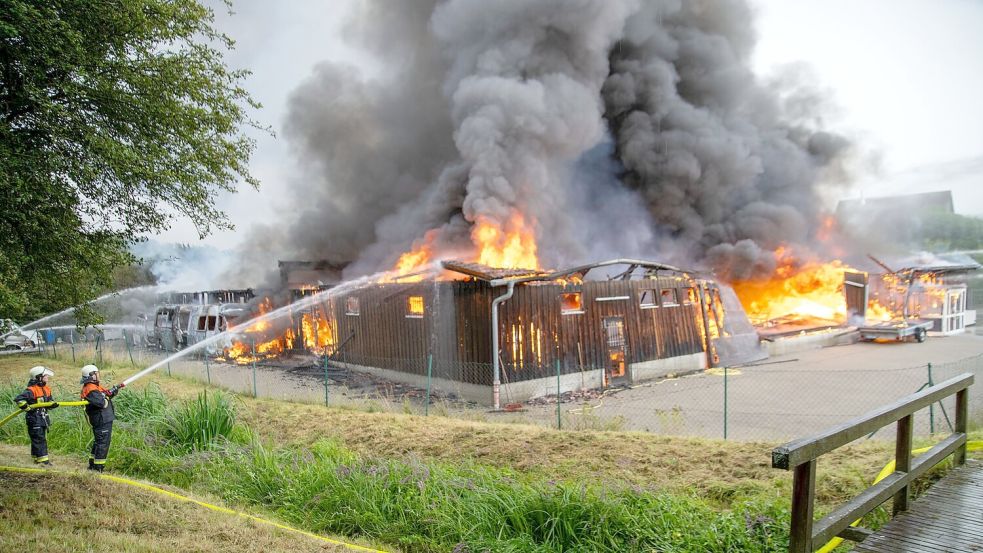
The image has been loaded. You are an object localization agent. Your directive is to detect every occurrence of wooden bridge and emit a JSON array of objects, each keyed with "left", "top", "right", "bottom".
[{"left": 772, "top": 372, "right": 978, "bottom": 552}]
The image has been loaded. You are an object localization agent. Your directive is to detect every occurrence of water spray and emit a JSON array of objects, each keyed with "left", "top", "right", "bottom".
[
  {"left": 1, "top": 285, "right": 161, "bottom": 340},
  {"left": 120, "top": 266, "right": 434, "bottom": 387}
]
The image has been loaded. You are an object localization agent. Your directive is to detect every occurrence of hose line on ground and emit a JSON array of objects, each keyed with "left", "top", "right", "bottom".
[
  {"left": 0, "top": 464, "right": 389, "bottom": 553},
  {"left": 816, "top": 440, "right": 983, "bottom": 553}
]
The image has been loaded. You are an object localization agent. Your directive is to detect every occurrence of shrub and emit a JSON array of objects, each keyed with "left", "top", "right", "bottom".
[{"left": 157, "top": 391, "right": 237, "bottom": 452}]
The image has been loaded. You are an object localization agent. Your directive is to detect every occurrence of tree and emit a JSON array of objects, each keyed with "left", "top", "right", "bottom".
[
  {"left": 0, "top": 0, "right": 260, "bottom": 324},
  {"left": 920, "top": 212, "right": 983, "bottom": 252}
]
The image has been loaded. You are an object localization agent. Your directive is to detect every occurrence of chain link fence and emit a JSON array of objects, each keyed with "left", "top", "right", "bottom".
[{"left": 18, "top": 327, "right": 983, "bottom": 442}]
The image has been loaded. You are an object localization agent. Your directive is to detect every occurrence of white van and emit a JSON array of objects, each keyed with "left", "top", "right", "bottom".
[
  {"left": 1, "top": 320, "right": 41, "bottom": 350},
  {"left": 188, "top": 303, "right": 245, "bottom": 355}
]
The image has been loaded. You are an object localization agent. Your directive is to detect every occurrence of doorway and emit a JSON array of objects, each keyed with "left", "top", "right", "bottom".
[{"left": 602, "top": 317, "right": 629, "bottom": 386}]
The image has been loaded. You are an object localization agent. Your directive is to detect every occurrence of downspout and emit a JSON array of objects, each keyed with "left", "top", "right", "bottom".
[{"left": 491, "top": 280, "right": 516, "bottom": 410}]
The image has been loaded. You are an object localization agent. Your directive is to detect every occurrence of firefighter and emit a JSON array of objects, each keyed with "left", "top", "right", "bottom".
[
  {"left": 14, "top": 366, "right": 59, "bottom": 465},
  {"left": 79, "top": 364, "right": 124, "bottom": 471}
]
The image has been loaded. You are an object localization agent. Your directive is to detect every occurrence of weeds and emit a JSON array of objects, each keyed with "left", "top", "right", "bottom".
[
  {"left": 0, "top": 371, "right": 801, "bottom": 552},
  {"left": 158, "top": 390, "right": 238, "bottom": 452}
]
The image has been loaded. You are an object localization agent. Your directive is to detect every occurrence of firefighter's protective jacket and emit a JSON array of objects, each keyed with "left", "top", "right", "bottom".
[
  {"left": 80, "top": 376, "right": 115, "bottom": 426},
  {"left": 14, "top": 379, "right": 54, "bottom": 427}
]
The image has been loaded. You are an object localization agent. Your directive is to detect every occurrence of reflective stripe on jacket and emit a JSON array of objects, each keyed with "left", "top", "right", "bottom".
[
  {"left": 81, "top": 381, "right": 115, "bottom": 426},
  {"left": 14, "top": 381, "right": 53, "bottom": 427}
]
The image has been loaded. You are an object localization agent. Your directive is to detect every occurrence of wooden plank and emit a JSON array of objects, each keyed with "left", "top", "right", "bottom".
[
  {"left": 836, "top": 526, "right": 872, "bottom": 543},
  {"left": 812, "top": 472, "right": 907, "bottom": 547},
  {"left": 811, "top": 432, "right": 966, "bottom": 546},
  {"left": 772, "top": 373, "right": 974, "bottom": 469},
  {"left": 955, "top": 388, "right": 968, "bottom": 465},
  {"left": 894, "top": 414, "right": 913, "bottom": 515},
  {"left": 789, "top": 459, "right": 816, "bottom": 553},
  {"left": 850, "top": 461, "right": 983, "bottom": 553}
]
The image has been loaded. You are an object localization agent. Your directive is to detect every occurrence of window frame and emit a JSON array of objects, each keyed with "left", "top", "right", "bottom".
[
  {"left": 560, "top": 292, "right": 584, "bottom": 315},
  {"left": 406, "top": 295, "right": 425, "bottom": 319}
]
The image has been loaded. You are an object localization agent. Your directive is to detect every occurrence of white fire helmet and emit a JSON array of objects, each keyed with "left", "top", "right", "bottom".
[
  {"left": 29, "top": 366, "right": 54, "bottom": 379},
  {"left": 81, "top": 365, "right": 99, "bottom": 378}
]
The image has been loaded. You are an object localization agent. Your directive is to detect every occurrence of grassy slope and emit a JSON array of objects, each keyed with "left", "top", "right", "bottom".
[
  {"left": 0, "top": 355, "right": 899, "bottom": 510},
  {"left": 0, "top": 455, "right": 354, "bottom": 552},
  {"left": 1, "top": 354, "right": 976, "bottom": 552}
]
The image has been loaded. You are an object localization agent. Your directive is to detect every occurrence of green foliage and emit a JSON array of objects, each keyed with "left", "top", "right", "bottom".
[
  {"left": 209, "top": 439, "right": 789, "bottom": 552},
  {"left": 158, "top": 390, "right": 237, "bottom": 452},
  {"left": 0, "top": 0, "right": 261, "bottom": 324},
  {"left": 112, "top": 382, "right": 168, "bottom": 423},
  {"left": 919, "top": 212, "right": 983, "bottom": 251},
  {"left": 1, "top": 383, "right": 792, "bottom": 552}
]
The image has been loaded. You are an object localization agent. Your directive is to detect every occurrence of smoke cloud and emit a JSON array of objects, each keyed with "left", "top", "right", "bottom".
[{"left": 274, "top": 0, "right": 852, "bottom": 281}]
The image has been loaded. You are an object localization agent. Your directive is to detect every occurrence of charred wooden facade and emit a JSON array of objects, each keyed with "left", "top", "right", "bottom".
[{"left": 308, "top": 260, "right": 740, "bottom": 397}]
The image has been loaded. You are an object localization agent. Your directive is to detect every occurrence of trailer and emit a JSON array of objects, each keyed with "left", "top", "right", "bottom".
[{"left": 858, "top": 319, "right": 933, "bottom": 343}]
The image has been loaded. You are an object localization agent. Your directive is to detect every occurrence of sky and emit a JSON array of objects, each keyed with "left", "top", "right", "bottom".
[{"left": 155, "top": 0, "right": 983, "bottom": 249}]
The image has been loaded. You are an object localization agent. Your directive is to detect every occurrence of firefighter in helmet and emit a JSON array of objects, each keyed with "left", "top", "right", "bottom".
[
  {"left": 79, "top": 364, "right": 124, "bottom": 471},
  {"left": 14, "top": 366, "right": 59, "bottom": 464}
]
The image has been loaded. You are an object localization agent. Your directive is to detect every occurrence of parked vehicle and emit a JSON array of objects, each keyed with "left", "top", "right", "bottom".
[
  {"left": 152, "top": 305, "right": 178, "bottom": 351},
  {"left": 1, "top": 320, "right": 41, "bottom": 350},
  {"left": 186, "top": 304, "right": 233, "bottom": 354}
]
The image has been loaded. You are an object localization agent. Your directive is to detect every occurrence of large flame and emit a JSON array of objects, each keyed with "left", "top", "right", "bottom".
[
  {"left": 393, "top": 229, "right": 441, "bottom": 282},
  {"left": 473, "top": 212, "right": 539, "bottom": 270},
  {"left": 301, "top": 309, "right": 336, "bottom": 355},
  {"left": 731, "top": 248, "right": 858, "bottom": 325},
  {"left": 221, "top": 298, "right": 293, "bottom": 364},
  {"left": 391, "top": 210, "right": 540, "bottom": 277}
]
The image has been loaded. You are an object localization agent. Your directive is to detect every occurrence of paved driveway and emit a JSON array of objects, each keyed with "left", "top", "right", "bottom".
[{"left": 521, "top": 332, "right": 983, "bottom": 440}]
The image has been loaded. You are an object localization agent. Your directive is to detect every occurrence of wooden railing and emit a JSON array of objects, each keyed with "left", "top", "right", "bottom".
[{"left": 771, "top": 372, "right": 974, "bottom": 553}]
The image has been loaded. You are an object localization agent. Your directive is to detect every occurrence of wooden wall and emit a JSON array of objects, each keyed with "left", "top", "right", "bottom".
[
  {"left": 496, "top": 277, "right": 706, "bottom": 382},
  {"left": 320, "top": 276, "right": 709, "bottom": 386}
]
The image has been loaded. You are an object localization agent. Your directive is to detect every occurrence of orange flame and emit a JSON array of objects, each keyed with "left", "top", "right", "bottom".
[
  {"left": 221, "top": 298, "right": 293, "bottom": 364},
  {"left": 390, "top": 210, "right": 540, "bottom": 278},
  {"left": 393, "top": 229, "right": 441, "bottom": 282},
  {"left": 732, "top": 251, "right": 854, "bottom": 325},
  {"left": 473, "top": 212, "right": 539, "bottom": 270},
  {"left": 301, "top": 309, "right": 336, "bottom": 354}
]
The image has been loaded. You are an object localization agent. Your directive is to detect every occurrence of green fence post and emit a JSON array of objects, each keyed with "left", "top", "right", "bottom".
[
  {"left": 251, "top": 339, "right": 258, "bottom": 398},
  {"left": 49, "top": 329, "right": 57, "bottom": 359},
  {"left": 323, "top": 353, "right": 330, "bottom": 407},
  {"left": 927, "top": 363, "right": 935, "bottom": 434},
  {"left": 124, "top": 330, "right": 135, "bottom": 366},
  {"left": 97, "top": 333, "right": 103, "bottom": 366},
  {"left": 723, "top": 364, "right": 729, "bottom": 440},
  {"left": 205, "top": 353, "right": 211, "bottom": 385},
  {"left": 425, "top": 353, "right": 433, "bottom": 416},
  {"left": 70, "top": 335, "right": 76, "bottom": 364},
  {"left": 556, "top": 358, "right": 562, "bottom": 430}
]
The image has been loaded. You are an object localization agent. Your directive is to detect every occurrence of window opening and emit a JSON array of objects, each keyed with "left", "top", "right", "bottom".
[
  {"left": 561, "top": 292, "right": 583, "bottom": 314},
  {"left": 407, "top": 295, "right": 424, "bottom": 317}
]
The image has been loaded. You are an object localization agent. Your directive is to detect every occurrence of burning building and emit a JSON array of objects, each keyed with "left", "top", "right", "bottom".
[
  {"left": 257, "top": 259, "right": 759, "bottom": 406},
  {"left": 848, "top": 256, "right": 980, "bottom": 339}
]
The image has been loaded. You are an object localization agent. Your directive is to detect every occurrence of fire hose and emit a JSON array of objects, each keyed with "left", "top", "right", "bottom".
[
  {"left": 0, "top": 400, "right": 89, "bottom": 429},
  {"left": 0, "top": 464, "right": 389, "bottom": 552},
  {"left": 3, "top": 401, "right": 978, "bottom": 551},
  {"left": 817, "top": 440, "right": 983, "bottom": 553}
]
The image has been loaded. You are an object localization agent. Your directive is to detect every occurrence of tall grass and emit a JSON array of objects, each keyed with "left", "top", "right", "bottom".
[
  {"left": 158, "top": 391, "right": 238, "bottom": 452},
  {"left": 113, "top": 383, "right": 168, "bottom": 423},
  {"left": 2, "top": 382, "right": 790, "bottom": 552},
  {"left": 203, "top": 438, "right": 788, "bottom": 552}
]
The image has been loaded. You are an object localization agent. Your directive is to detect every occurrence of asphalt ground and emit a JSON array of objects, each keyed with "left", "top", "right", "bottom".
[{"left": 531, "top": 331, "right": 983, "bottom": 440}]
